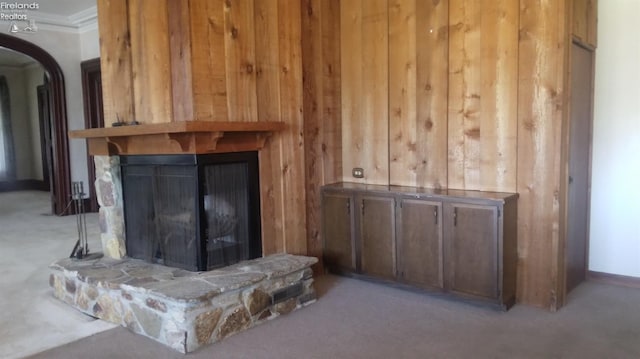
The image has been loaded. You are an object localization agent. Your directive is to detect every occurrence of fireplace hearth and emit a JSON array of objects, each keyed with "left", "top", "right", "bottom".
[{"left": 120, "top": 151, "right": 261, "bottom": 271}]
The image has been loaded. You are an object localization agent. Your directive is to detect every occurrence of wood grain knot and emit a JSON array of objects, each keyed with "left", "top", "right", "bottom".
[
  {"left": 306, "top": 2, "right": 314, "bottom": 16},
  {"left": 424, "top": 119, "right": 433, "bottom": 131},
  {"left": 464, "top": 128, "right": 480, "bottom": 139}
]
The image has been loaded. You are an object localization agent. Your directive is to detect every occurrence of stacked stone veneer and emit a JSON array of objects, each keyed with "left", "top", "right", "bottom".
[
  {"left": 50, "top": 253, "right": 317, "bottom": 353},
  {"left": 94, "top": 155, "right": 126, "bottom": 259}
]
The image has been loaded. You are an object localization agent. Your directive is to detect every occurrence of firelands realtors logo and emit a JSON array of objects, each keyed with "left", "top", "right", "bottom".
[{"left": 0, "top": 2, "right": 39, "bottom": 33}]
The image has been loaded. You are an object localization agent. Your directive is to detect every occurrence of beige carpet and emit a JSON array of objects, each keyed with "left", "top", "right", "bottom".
[
  {"left": 27, "top": 273, "right": 640, "bottom": 359},
  {"left": 0, "top": 191, "right": 116, "bottom": 359}
]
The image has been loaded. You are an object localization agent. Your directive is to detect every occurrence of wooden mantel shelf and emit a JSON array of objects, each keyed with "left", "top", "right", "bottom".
[{"left": 69, "top": 121, "right": 286, "bottom": 155}]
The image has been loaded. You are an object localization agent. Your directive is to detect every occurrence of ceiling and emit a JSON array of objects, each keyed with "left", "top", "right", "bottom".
[{"left": 35, "top": 0, "right": 95, "bottom": 17}]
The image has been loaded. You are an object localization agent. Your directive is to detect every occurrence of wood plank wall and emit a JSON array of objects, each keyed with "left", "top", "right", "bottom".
[
  {"left": 448, "top": 0, "right": 518, "bottom": 193},
  {"left": 517, "top": 0, "right": 569, "bottom": 309},
  {"left": 303, "top": 0, "right": 586, "bottom": 309},
  {"left": 302, "top": 0, "right": 342, "bottom": 266},
  {"left": 98, "top": 0, "right": 596, "bottom": 310},
  {"left": 96, "top": 0, "right": 134, "bottom": 126},
  {"left": 340, "top": 0, "right": 389, "bottom": 185},
  {"left": 388, "top": 0, "right": 448, "bottom": 188},
  {"left": 128, "top": 0, "right": 173, "bottom": 124},
  {"left": 97, "top": 0, "right": 308, "bottom": 258},
  {"left": 207, "top": 0, "right": 307, "bottom": 256}
]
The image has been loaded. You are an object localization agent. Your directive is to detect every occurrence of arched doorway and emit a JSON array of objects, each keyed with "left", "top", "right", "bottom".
[{"left": 0, "top": 34, "right": 71, "bottom": 215}]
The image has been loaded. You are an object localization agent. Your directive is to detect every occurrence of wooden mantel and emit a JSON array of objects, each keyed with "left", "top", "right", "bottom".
[{"left": 69, "top": 121, "right": 286, "bottom": 156}]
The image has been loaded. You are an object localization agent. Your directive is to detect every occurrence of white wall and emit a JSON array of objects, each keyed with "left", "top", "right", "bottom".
[
  {"left": 25, "top": 65, "right": 45, "bottom": 180},
  {"left": 10, "top": 28, "right": 92, "bottom": 190},
  {"left": 80, "top": 28, "right": 100, "bottom": 60},
  {"left": 0, "top": 66, "right": 34, "bottom": 180},
  {"left": 590, "top": 0, "right": 640, "bottom": 277}
]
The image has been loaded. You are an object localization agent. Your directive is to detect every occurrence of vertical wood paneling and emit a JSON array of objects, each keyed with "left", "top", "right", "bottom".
[
  {"left": 340, "top": 0, "right": 364, "bottom": 183},
  {"left": 360, "top": 0, "right": 389, "bottom": 184},
  {"left": 189, "top": 0, "right": 228, "bottom": 121},
  {"left": 255, "top": 0, "right": 283, "bottom": 256},
  {"left": 518, "top": 0, "right": 568, "bottom": 309},
  {"left": 389, "top": 0, "right": 417, "bottom": 185},
  {"left": 128, "top": 0, "right": 172, "bottom": 124},
  {"left": 389, "top": 0, "right": 448, "bottom": 188},
  {"left": 302, "top": 0, "right": 322, "bottom": 263},
  {"left": 448, "top": 0, "right": 518, "bottom": 192},
  {"left": 168, "top": 0, "right": 193, "bottom": 122},
  {"left": 479, "top": 0, "right": 518, "bottom": 192},
  {"left": 277, "top": 0, "right": 307, "bottom": 254},
  {"left": 257, "top": 145, "right": 282, "bottom": 255},
  {"left": 224, "top": 0, "right": 258, "bottom": 122},
  {"left": 341, "top": 0, "right": 389, "bottom": 185},
  {"left": 97, "top": 0, "right": 134, "bottom": 126},
  {"left": 96, "top": 0, "right": 581, "bottom": 309},
  {"left": 448, "top": 0, "right": 481, "bottom": 189},
  {"left": 251, "top": 0, "right": 307, "bottom": 256},
  {"left": 254, "top": 1, "right": 281, "bottom": 121},
  {"left": 302, "top": 0, "right": 342, "bottom": 265},
  {"left": 320, "top": 0, "right": 343, "bottom": 184},
  {"left": 415, "top": 0, "right": 449, "bottom": 189}
]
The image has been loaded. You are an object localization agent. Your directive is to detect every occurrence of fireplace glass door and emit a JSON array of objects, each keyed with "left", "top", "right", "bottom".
[{"left": 121, "top": 152, "right": 261, "bottom": 271}]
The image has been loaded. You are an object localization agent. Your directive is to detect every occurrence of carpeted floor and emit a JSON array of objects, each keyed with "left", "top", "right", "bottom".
[
  {"left": 27, "top": 273, "right": 640, "bottom": 359},
  {"left": 0, "top": 191, "right": 116, "bottom": 359}
]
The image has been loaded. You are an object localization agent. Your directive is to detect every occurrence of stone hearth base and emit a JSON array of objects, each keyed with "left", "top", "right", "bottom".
[{"left": 49, "top": 254, "right": 317, "bottom": 353}]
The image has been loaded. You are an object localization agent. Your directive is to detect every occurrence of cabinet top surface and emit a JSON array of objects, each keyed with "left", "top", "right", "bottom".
[{"left": 323, "top": 182, "right": 518, "bottom": 202}]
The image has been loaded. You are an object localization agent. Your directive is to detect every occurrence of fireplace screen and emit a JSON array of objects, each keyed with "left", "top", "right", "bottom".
[{"left": 121, "top": 152, "right": 261, "bottom": 271}]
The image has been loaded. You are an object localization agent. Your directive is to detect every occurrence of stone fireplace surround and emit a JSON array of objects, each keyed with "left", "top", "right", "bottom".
[{"left": 53, "top": 122, "right": 318, "bottom": 353}]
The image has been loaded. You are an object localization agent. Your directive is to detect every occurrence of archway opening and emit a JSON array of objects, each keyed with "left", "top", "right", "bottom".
[{"left": 0, "top": 34, "right": 71, "bottom": 215}]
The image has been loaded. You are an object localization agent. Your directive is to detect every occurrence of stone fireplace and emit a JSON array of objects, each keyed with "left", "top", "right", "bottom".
[{"left": 50, "top": 121, "right": 317, "bottom": 353}]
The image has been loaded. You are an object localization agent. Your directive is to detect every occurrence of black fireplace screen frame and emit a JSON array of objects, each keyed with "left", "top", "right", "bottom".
[{"left": 120, "top": 151, "right": 262, "bottom": 271}]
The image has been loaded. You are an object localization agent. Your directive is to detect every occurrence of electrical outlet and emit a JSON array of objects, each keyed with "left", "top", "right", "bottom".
[{"left": 352, "top": 167, "right": 364, "bottom": 178}]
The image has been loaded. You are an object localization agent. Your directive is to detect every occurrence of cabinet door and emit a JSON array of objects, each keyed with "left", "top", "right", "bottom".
[
  {"left": 322, "top": 192, "right": 355, "bottom": 270},
  {"left": 397, "top": 199, "right": 443, "bottom": 288},
  {"left": 444, "top": 203, "right": 499, "bottom": 299},
  {"left": 360, "top": 195, "right": 396, "bottom": 279}
]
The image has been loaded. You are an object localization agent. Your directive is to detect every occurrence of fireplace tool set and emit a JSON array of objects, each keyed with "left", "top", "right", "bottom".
[{"left": 69, "top": 181, "right": 93, "bottom": 260}]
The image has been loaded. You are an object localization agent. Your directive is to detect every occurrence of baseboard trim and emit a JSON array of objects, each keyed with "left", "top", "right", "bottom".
[
  {"left": 0, "top": 179, "right": 49, "bottom": 192},
  {"left": 587, "top": 270, "right": 640, "bottom": 289}
]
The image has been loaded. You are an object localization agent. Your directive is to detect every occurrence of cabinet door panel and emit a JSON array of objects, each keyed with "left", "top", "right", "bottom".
[
  {"left": 322, "top": 193, "right": 354, "bottom": 270},
  {"left": 398, "top": 199, "right": 443, "bottom": 288},
  {"left": 360, "top": 196, "right": 396, "bottom": 279},
  {"left": 445, "top": 203, "right": 498, "bottom": 299}
]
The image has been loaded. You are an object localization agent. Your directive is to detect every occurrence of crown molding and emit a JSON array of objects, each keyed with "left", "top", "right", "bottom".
[{"left": 26, "top": 6, "right": 97, "bottom": 34}]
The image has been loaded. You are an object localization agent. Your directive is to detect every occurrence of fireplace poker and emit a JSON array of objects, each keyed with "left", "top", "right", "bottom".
[{"left": 69, "top": 181, "right": 89, "bottom": 259}]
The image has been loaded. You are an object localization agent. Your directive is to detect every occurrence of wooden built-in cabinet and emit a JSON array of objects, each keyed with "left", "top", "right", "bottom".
[
  {"left": 397, "top": 199, "right": 443, "bottom": 289},
  {"left": 322, "top": 192, "right": 355, "bottom": 271},
  {"left": 360, "top": 195, "right": 396, "bottom": 280},
  {"left": 322, "top": 182, "right": 518, "bottom": 310},
  {"left": 444, "top": 203, "right": 500, "bottom": 300}
]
